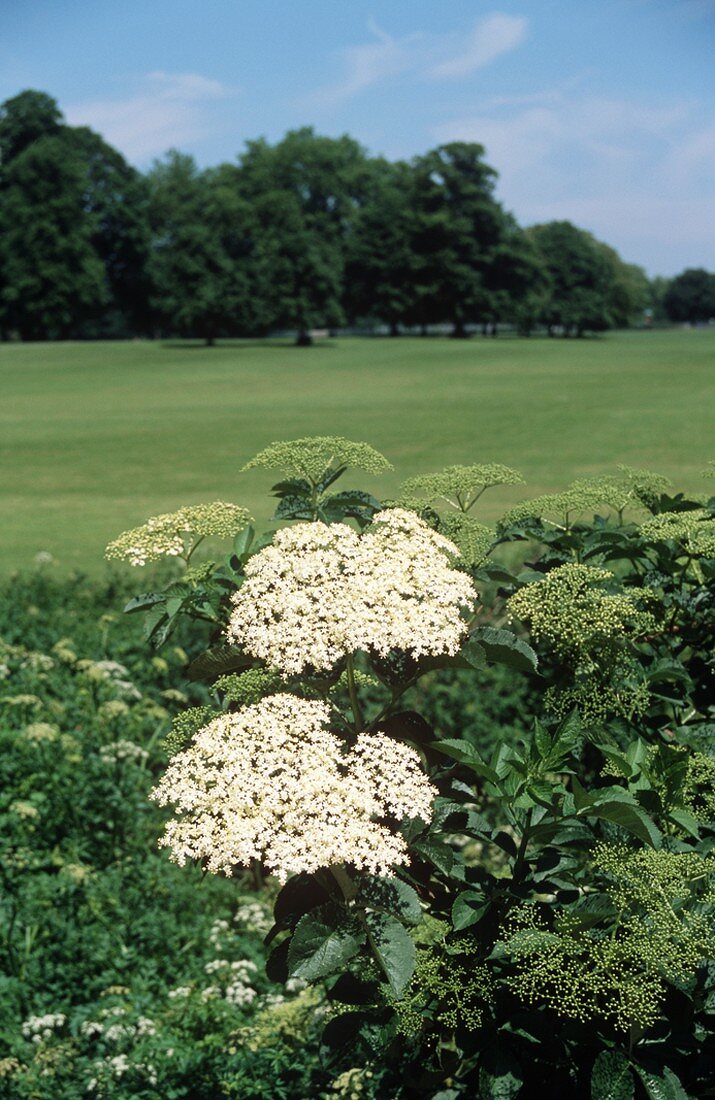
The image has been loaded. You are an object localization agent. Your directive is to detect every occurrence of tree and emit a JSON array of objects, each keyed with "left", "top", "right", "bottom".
[
  {"left": 0, "top": 89, "right": 62, "bottom": 170},
  {"left": 235, "top": 128, "right": 370, "bottom": 344},
  {"left": 67, "top": 127, "right": 153, "bottom": 336},
  {"left": 483, "top": 220, "right": 548, "bottom": 335},
  {"left": 343, "top": 159, "right": 418, "bottom": 334},
  {"left": 527, "top": 221, "right": 617, "bottom": 336},
  {"left": 147, "top": 152, "right": 256, "bottom": 346},
  {"left": 663, "top": 268, "right": 715, "bottom": 323},
  {"left": 0, "top": 135, "right": 107, "bottom": 339},
  {"left": 408, "top": 143, "right": 505, "bottom": 337}
]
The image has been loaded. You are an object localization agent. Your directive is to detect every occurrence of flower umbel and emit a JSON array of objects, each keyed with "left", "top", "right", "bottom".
[
  {"left": 106, "top": 502, "right": 252, "bottom": 566},
  {"left": 150, "top": 694, "right": 436, "bottom": 881},
  {"left": 226, "top": 509, "right": 477, "bottom": 676},
  {"left": 242, "top": 436, "right": 392, "bottom": 481}
]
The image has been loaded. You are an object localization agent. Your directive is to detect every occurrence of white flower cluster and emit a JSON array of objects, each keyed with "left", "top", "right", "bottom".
[
  {"left": 106, "top": 501, "right": 252, "bottom": 566},
  {"left": 227, "top": 509, "right": 477, "bottom": 676},
  {"left": 21, "top": 1013, "right": 66, "bottom": 1043},
  {"left": 150, "top": 694, "right": 436, "bottom": 881},
  {"left": 233, "top": 898, "right": 273, "bottom": 935},
  {"left": 99, "top": 739, "right": 149, "bottom": 765}
]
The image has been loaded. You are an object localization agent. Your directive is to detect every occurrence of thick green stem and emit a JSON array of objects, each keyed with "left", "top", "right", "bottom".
[{"left": 330, "top": 864, "right": 358, "bottom": 902}]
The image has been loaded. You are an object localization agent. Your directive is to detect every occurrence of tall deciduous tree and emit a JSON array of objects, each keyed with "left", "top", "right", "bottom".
[
  {"left": 68, "top": 127, "right": 153, "bottom": 336},
  {"left": 147, "top": 152, "right": 256, "bottom": 346},
  {"left": 409, "top": 143, "right": 505, "bottom": 337},
  {"left": 0, "top": 134, "right": 107, "bottom": 339},
  {"left": 235, "top": 128, "right": 370, "bottom": 343},
  {"left": 663, "top": 268, "right": 715, "bottom": 323},
  {"left": 527, "top": 221, "right": 617, "bottom": 336},
  {"left": 343, "top": 158, "right": 418, "bottom": 334},
  {"left": 0, "top": 89, "right": 61, "bottom": 170}
]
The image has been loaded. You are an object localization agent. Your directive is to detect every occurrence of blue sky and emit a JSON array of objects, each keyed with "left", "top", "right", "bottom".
[{"left": 2, "top": 0, "right": 714, "bottom": 274}]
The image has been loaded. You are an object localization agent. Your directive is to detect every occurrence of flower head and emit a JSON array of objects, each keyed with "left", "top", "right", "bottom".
[
  {"left": 242, "top": 436, "right": 392, "bottom": 481},
  {"left": 150, "top": 694, "right": 436, "bottom": 881},
  {"left": 106, "top": 502, "right": 252, "bottom": 566},
  {"left": 226, "top": 509, "right": 477, "bottom": 676}
]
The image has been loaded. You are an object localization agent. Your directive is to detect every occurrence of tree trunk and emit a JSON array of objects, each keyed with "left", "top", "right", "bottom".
[
  {"left": 451, "top": 319, "right": 468, "bottom": 338},
  {"left": 296, "top": 329, "right": 312, "bottom": 347},
  {"left": 389, "top": 320, "right": 400, "bottom": 337},
  {"left": 205, "top": 334, "right": 215, "bottom": 347},
  {"left": 420, "top": 323, "right": 428, "bottom": 337}
]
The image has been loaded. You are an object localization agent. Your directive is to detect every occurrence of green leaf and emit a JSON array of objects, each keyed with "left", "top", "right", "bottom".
[
  {"left": 186, "top": 644, "right": 255, "bottom": 682},
  {"left": 432, "top": 739, "right": 500, "bottom": 783},
  {"left": 123, "top": 592, "right": 165, "bottom": 614},
  {"left": 451, "top": 891, "right": 488, "bottom": 931},
  {"left": 470, "top": 626, "right": 538, "bottom": 672},
  {"left": 636, "top": 1067, "right": 691, "bottom": 1100},
  {"left": 356, "top": 877, "right": 422, "bottom": 926},
  {"left": 232, "top": 524, "right": 255, "bottom": 558},
  {"left": 591, "top": 1051, "right": 634, "bottom": 1100},
  {"left": 364, "top": 911, "right": 416, "bottom": 995},
  {"left": 478, "top": 1047, "right": 524, "bottom": 1099},
  {"left": 287, "top": 905, "right": 364, "bottom": 982},
  {"left": 585, "top": 789, "right": 662, "bottom": 848},
  {"left": 668, "top": 808, "right": 701, "bottom": 839},
  {"left": 412, "top": 837, "right": 455, "bottom": 877}
]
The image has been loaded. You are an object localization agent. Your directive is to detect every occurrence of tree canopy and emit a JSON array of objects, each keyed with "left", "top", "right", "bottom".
[{"left": 0, "top": 88, "right": 699, "bottom": 344}]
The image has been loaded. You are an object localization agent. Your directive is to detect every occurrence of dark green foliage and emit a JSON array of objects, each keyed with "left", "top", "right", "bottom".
[
  {"left": 663, "top": 267, "right": 715, "bottom": 324},
  {"left": 0, "top": 87, "right": 679, "bottom": 343}
]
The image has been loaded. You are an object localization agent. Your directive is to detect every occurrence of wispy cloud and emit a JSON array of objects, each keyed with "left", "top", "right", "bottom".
[
  {"left": 65, "top": 71, "right": 234, "bottom": 162},
  {"left": 429, "top": 13, "right": 528, "bottom": 79},
  {"left": 305, "top": 12, "right": 529, "bottom": 108},
  {"left": 304, "top": 19, "right": 417, "bottom": 107}
]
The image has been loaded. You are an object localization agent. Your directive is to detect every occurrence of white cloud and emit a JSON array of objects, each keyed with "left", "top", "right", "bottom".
[
  {"left": 433, "top": 94, "right": 712, "bottom": 273},
  {"left": 65, "top": 72, "right": 234, "bottom": 162},
  {"left": 429, "top": 13, "right": 528, "bottom": 79},
  {"left": 305, "top": 19, "right": 416, "bottom": 107}
]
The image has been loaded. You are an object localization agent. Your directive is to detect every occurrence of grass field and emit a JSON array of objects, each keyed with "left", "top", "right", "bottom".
[{"left": 2, "top": 329, "right": 713, "bottom": 572}]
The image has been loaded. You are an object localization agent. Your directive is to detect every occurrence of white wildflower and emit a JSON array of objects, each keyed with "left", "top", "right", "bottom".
[
  {"left": 227, "top": 509, "right": 476, "bottom": 676},
  {"left": 106, "top": 502, "right": 252, "bottom": 566},
  {"left": 150, "top": 694, "right": 436, "bottom": 882}
]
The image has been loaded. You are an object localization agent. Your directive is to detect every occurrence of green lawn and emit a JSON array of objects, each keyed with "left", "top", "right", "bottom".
[{"left": 2, "top": 330, "right": 713, "bottom": 572}]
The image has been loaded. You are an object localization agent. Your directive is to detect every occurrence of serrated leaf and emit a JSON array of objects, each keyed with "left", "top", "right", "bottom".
[
  {"left": 471, "top": 627, "right": 538, "bottom": 672},
  {"left": 451, "top": 891, "right": 488, "bottom": 931},
  {"left": 432, "top": 739, "right": 500, "bottom": 783},
  {"left": 287, "top": 905, "right": 363, "bottom": 982},
  {"left": 356, "top": 877, "right": 422, "bottom": 926},
  {"left": 585, "top": 789, "right": 662, "bottom": 848},
  {"left": 412, "top": 837, "right": 455, "bottom": 877},
  {"left": 636, "top": 1066, "right": 691, "bottom": 1100},
  {"left": 123, "top": 592, "right": 165, "bottom": 614},
  {"left": 186, "top": 644, "right": 255, "bottom": 682},
  {"left": 478, "top": 1047, "right": 523, "bottom": 1099},
  {"left": 591, "top": 1051, "right": 634, "bottom": 1100},
  {"left": 364, "top": 911, "right": 416, "bottom": 995}
]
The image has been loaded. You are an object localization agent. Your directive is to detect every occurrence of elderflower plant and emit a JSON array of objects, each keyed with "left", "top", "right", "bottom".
[
  {"left": 226, "top": 509, "right": 477, "bottom": 676},
  {"left": 242, "top": 436, "right": 392, "bottom": 481},
  {"left": 105, "top": 501, "right": 252, "bottom": 566},
  {"left": 401, "top": 463, "right": 524, "bottom": 511},
  {"left": 150, "top": 694, "right": 436, "bottom": 881},
  {"left": 639, "top": 509, "right": 715, "bottom": 557}
]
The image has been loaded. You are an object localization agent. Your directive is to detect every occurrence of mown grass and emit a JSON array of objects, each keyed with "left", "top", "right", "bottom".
[{"left": 2, "top": 329, "right": 713, "bottom": 571}]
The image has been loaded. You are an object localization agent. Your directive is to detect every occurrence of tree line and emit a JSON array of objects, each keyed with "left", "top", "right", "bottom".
[{"left": 0, "top": 90, "right": 712, "bottom": 346}]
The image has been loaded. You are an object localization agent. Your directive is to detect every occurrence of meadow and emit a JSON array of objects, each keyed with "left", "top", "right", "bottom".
[{"left": 2, "top": 329, "right": 713, "bottom": 571}]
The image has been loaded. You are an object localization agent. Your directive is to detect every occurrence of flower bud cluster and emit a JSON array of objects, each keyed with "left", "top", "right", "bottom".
[
  {"left": 242, "top": 436, "right": 392, "bottom": 480},
  {"left": 106, "top": 501, "right": 252, "bottom": 566}
]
